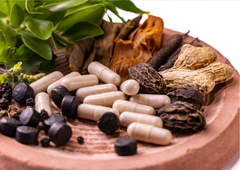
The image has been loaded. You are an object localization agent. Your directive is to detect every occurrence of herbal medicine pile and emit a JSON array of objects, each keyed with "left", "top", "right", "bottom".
[{"left": 0, "top": 17, "right": 234, "bottom": 157}]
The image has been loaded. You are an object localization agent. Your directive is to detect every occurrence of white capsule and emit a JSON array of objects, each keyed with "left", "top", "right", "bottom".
[
  {"left": 130, "top": 94, "right": 171, "bottom": 109},
  {"left": 112, "top": 99, "right": 155, "bottom": 115},
  {"left": 47, "top": 72, "right": 81, "bottom": 96},
  {"left": 83, "top": 91, "right": 126, "bottom": 107},
  {"left": 77, "top": 103, "right": 119, "bottom": 121},
  {"left": 30, "top": 71, "right": 63, "bottom": 96},
  {"left": 88, "top": 61, "right": 121, "bottom": 86},
  {"left": 61, "top": 74, "right": 99, "bottom": 91},
  {"left": 35, "top": 92, "right": 52, "bottom": 116},
  {"left": 120, "top": 79, "right": 139, "bottom": 96},
  {"left": 127, "top": 122, "right": 172, "bottom": 145},
  {"left": 76, "top": 83, "right": 117, "bottom": 102},
  {"left": 119, "top": 111, "right": 163, "bottom": 128}
]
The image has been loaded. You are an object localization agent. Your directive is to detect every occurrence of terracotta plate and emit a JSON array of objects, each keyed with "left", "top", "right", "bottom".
[{"left": 0, "top": 29, "right": 239, "bottom": 170}]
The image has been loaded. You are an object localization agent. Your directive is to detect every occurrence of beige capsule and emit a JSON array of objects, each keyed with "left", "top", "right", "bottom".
[
  {"left": 129, "top": 94, "right": 171, "bottom": 109},
  {"left": 127, "top": 122, "right": 172, "bottom": 145},
  {"left": 83, "top": 91, "right": 125, "bottom": 107},
  {"left": 88, "top": 61, "right": 121, "bottom": 86},
  {"left": 119, "top": 111, "right": 163, "bottom": 128},
  {"left": 120, "top": 79, "right": 139, "bottom": 96},
  {"left": 112, "top": 100, "right": 155, "bottom": 115},
  {"left": 77, "top": 103, "right": 119, "bottom": 121},
  {"left": 47, "top": 72, "right": 81, "bottom": 96},
  {"left": 35, "top": 92, "right": 52, "bottom": 116},
  {"left": 61, "top": 74, "right": 98, "bottom": 91},
  {"left": 30, "top": 71, "right": 63, "bottom": 96},
  {"left": 76, "top": 83, "right": 117, "bottom": 102}
]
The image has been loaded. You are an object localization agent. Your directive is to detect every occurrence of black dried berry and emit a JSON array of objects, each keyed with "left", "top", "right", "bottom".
[
  {"left": 41, "top": 138, "right": 51, "bottom": 147},
  {"left": 48, "top": 122, "right": 72, "bottom": 147},
  {"left": 114, "top": 137, "right": 137, "bottom": 156},
  {"left": 16, "top": 126, "right": 39, "bottom": 145},
  {"left": 0, "top": 98, "right": 10, "bottom": 110},
  {"left": 51, "top": 85, "right": 70, "bottom": 108},
  {"left": 19, "top": 108, "right": 40, "bottom": 127},
  {"left": 2, "top": 89, "right": 12, "bottom": 102},
  {"left": 26, "top": 97, "right": 35, "bottom": 107},
  {"left": 61, "top": 95, "right": 78, "bottom": 119},
  {"left": 97, "top": 112, "right": 120, "bottom": 135}
]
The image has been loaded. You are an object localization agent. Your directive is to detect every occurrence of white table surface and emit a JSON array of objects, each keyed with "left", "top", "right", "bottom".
[{"left": 104, "top": 1, "right": 240, "bottom": 169}]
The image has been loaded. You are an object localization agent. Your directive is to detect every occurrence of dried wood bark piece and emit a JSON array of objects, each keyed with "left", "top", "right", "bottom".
[
  {"left": 129, "top": 63, "right": 167, "bottom": 94},
  {"left": 157, "top": 101, "right": 206, "bottom": 132},
  {"left": 167, "top": 86, "right": 204, "bottom": 110},
  {"left": 67, "top": 38, "right": 95, "bottom": 72},
  {"left": 110, "top": 15, "right": 164, "bottom": 82},
  {"left": 94, "top": 21, "right": 124, "bottom": 67},
  {"left": 114, "top": 15, "right": 142, "bottom": 43}
]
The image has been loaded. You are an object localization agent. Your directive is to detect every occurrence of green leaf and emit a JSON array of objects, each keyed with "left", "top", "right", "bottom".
[
  {"left": 33, "top": 8, "right": 66, "bottom": 26},
  {"left": 0, "top": 19, "right": 18, "bottom": 47},
  {"left": 103, "top": 2, "right": 127, "bottom": 25},
  {"left": 65, "top": 1, "right": 93, "bottom": 16},
  {"left": 44, "top": 0, "right": 88, "bottom": 12},
  {"left": 51, "top": 33, "right": 67, "bottom": 50},
  {"left": 112, "top": 0, "right": 149, "bottom": 14},
  {"left": 25, "top": 18, "right": 53, "bottom": 40},
  {"left": 0, "top": 11, "right": 7, "bottom": 18},
  {"left": 56, "top": 4, "right": 105, "bottom": 32},
  {"left": 0, "top": 74, "right": 4, "bottom": 84},
  {"left": 8, "top": 44, "right": 35, "bottom": 61},
  {"left": 20, "top": 30, "right": 52, "bottom": 60},
  {"left": 0, "top": 0, "right": 15, "bottom": 16},
  {"left": 0, "top": 30, "right": 10, "bottom": 64},
  {"left": 25, "top": 0, "right": 44, "bottom": 14},
  {"left": 52, "top": 32, "right": 71, "bottom": 44},
  {"left": 107, "top": 14, "right": 113, "bottom": 28},
  {"left": 61, "top": 22, "right": 103, "bottom": 42},
  {"left": 37, "top": 53, "right": 56, "bottom": 74},
  {"left": 10, "top": 3, "right": 25, "bottom": 28}
]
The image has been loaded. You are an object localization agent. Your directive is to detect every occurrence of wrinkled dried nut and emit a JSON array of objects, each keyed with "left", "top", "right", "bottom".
[
  {"left": 129, "top": 63, "right": 167, "bottom": 94},
  {"left": 172, "top": 44, "right": 217, "bottom": 70},
  {"left": 157, "top": 101, "right": 206, "bottom": 132},
  {"left": 0, "top": 83, "right": 12, "bottom": 97},
  {"left": 26, "top": 97, "right": 35, "bottom": 107},
  {"left": 40, "top": 109, "right": 49, "bottom": 122},
  {"left": 167, "top": 86, "right": 204, "bottom": 110},
  {"left": 0, "top": 98, "right": 10, "bottom": 110}
]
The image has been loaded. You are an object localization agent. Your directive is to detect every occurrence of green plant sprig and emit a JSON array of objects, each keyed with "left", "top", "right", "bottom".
[
  {"left": 0, "top": 62, "right": 45, "bottom": 86},
  {"left": 0, "top": 0, "right": 149, "bottom": 74}
]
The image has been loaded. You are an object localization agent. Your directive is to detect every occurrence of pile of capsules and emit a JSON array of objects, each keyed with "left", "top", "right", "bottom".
[{"left": 1, "top": 61, "right": 173, "bottom": 156}]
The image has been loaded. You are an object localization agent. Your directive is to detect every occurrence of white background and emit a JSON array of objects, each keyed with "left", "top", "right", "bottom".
[{"left": 103, "top": 1, "right": 240, "bottom": 170}]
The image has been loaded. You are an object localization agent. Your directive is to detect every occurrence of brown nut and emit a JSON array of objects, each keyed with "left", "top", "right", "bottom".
[
  {"left": 129, "top": 63, "right": 167, "bottom": 94},
  {"left": 157, "top": 101, "right": 206, "bottom": 132},
  {"left": 167, "top": 86, "right": 204, "bottom": 110}
]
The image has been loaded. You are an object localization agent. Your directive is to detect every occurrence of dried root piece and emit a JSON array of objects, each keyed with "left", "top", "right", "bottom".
[
  {"left": 158, "top": 101, "right": 206, "bottom": 132},
  {"left": 171, "top": 44, "right": 217, "bottom": 70},
  {"left": 129, "top": 63, "right": 167, "bottom": 94}
]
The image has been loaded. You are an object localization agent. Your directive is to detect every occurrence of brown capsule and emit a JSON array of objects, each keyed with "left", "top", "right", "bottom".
[
  {"left": 148, "top": 34, "right": 183, "bottom": 70},
  {"left": 129, "top": 63, "right": 167, "bottom": 94},
  {"left": 167, "top": 86, "right": 204, "bottom": 110},
  {"left": 157, "top": 101, "right": 206, "bottom": 132}
]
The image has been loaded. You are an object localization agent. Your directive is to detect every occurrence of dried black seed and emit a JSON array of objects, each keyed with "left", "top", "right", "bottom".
[
  {"left": 39, "top": 109, "right": 49, "bottom": 122},
  {"left": 0, "top": 98, "right": 10, "bottom": 110},
  {"left": 19, "top": 108, "right": 40, "bottom": 127},
  {"left": 12, "top": 83, "right": 34, "bottom": 105},
  {"left": 41, "top": 138, "right": 51, "bottom": 147},
  {"left": 2, "top": 89, "right": 12, "bottom": 102},
  {"left": 61, "top": 95, "right": 78, "bottom": 119},
  {"left": 43, "top": 114, "right": 66, "bottom": 134},
  {"left": 77, "top": 136, "right": 84, "bottom": 144},
  {"left": 51, "top": 85, "right": 70, "bottom": 108},
  {"left": 97, "top": 112, "right": 120, "bottom": 135},
  {"left": 48, "top": 122, "right": 72, "bottom": 147},
  {"left": 0, "top": 83, "right": 12, "bottom": 98},
  {"left": 16, "top": 126, "right": 39, "bottom": 145},
  {"left": 25, "top": 97, "right": 35, "bottom": 107},
  {"left": 114, "top": 137, "right": 137, "bottom": 156},
  {"left": 0, "top": 117, "right": 22, "bottom": 137}
]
